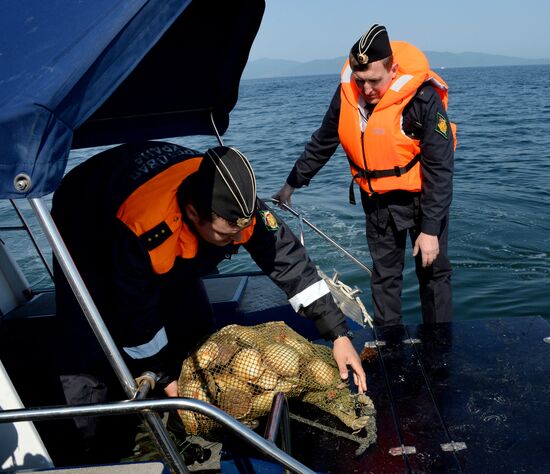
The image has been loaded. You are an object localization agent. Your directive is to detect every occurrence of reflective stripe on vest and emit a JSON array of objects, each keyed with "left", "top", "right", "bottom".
[{"left": 116, "top": 157, "right": 255, "bottom": 274}]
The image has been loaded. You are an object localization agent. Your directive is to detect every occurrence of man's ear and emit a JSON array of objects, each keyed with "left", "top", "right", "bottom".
[
  {"left": 391, "top": 62, "right": 399, "bottom": 79},
  {"left": 185, "top": 203, "right": 199, "bottom": 224}
]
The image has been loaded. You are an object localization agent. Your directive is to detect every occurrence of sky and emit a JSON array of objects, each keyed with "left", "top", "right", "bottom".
[{"left": 249, "top": 0, "right": 550, "bottom": 62}]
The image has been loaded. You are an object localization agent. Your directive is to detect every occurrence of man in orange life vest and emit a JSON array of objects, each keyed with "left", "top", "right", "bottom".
[
  {"left": 51, "top": 143, "right": 366, "bottom": 462},
  {"left": 274, "top": 25, "right": 455, "bottom": 326}
]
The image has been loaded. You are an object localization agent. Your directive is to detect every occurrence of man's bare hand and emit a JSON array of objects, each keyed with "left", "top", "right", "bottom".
[
  {"left": 332, "top": 336, "right": 367, "bottom": 393},
  {"left": 412, "top": 232, "right": 439, "bottom": 267},
  {"left": 272, "top": 183, "right": 295, "bottom": 209},
  {"left": 164, "top": 380, "right": 178, "bottom": 397}
]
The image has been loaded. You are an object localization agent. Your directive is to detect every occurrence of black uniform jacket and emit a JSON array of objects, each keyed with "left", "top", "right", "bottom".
[
  {"left": 287, "top": 84, "right": 454, "bottom": 235},
  {"left": 52, "top": 142, "right": 348, "bottom": 380}
]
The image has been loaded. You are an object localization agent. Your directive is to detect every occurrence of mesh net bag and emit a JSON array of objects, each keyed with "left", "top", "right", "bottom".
[{"left": 177, "top": 321, "right": 376, "bottom": 443}]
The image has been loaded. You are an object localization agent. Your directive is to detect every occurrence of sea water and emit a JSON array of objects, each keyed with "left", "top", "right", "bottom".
[{"left": 1, "top": 65, "right": 549, "bottom": 323}]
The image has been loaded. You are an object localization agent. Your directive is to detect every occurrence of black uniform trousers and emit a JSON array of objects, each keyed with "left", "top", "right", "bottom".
[{"left": 361, "top": 190, "right": 452, "bottom": 326}]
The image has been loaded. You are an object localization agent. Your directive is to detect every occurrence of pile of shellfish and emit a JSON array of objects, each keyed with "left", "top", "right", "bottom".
[{"left": 177, "top": 321, "right": 375, "bottom": 440}]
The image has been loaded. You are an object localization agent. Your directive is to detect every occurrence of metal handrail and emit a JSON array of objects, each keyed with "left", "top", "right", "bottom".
[
  {"left": 29, "top": 198, "right": 137, "bottom": 396},
  {"left": 264, "top": 392, "right": 292, "bottom": 474},
  {"left": 28, "top": 197, "right": 188, "bottom": 474},
  {"left": 265, "top": 198, "right": 372, "bottom": 276},
  {"left": 0, "top": 398, "right": 316, "bottom": 474}
]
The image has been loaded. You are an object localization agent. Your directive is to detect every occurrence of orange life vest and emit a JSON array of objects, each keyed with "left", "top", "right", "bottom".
[
  {"left": 116, "top": 156, "right": 254, "bottom": 274},
  {"left": 339, "top": 40, "right": 456, "bottom": 196}
]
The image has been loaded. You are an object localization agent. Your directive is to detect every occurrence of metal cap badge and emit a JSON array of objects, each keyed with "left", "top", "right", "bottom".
[{"left": 350, "top": 24, "right": 392, "bottom": 66}]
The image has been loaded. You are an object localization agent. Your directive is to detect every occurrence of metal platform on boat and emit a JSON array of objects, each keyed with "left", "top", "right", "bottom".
[{"left": 205, "top": 274, "right": 550, "bottom": 473}]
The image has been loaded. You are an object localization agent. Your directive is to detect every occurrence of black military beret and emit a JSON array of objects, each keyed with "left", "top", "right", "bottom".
[{"left": 350, "top": 24, "right": 392, "bottom": 65}]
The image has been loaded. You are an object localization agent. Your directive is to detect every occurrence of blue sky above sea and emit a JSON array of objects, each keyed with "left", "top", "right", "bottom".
[{"left": 250, "top": 0, "right": 550, "bottom": 62}]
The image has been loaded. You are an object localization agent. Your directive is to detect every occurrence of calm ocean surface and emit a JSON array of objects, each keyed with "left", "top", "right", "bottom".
[{"left": 2, "top": 65, "right": 549, "bottom": 324}]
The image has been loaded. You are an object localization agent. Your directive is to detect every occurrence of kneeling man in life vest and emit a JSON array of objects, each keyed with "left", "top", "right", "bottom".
[{"left": 51, "top": 142, "right": 366, "bottom": 464}]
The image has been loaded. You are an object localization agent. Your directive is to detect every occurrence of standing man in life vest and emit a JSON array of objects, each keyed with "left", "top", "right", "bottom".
[
  {"left": 273, "top": 24, "right": 456, "bottom": 326},
  {"left": 51, "top": 143, "right": 366, "bottom": 464}
]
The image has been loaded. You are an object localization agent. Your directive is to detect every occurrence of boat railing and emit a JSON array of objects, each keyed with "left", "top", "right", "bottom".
[
  {"left": 264, "top": 198, "right": 372, "bottom": 276},
  {"left": 264, "top": 392, "right": 293, "bottom": 474},
  {"left": 26, "top": 197, "right": 190, "bottom": 473},
  {"left": 0, "top": 396, "right": 315, "bottom": 474}
]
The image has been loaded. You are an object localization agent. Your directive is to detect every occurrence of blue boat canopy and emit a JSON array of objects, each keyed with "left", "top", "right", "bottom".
[{"left": 0, "top": 0, "right": 264, "bottom": 199}]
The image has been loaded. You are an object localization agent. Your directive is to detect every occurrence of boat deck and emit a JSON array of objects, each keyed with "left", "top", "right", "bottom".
[
  {"left": 1, "top": 273, "right": 549, "bottom": 472},
  {"left": 206, "top": 274, "right": 550, "bottom": 473}
]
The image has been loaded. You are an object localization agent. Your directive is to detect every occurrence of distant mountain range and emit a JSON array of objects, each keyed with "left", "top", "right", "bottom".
[{"left": 243, "top": 52, "right": 550, "bottom": 80}]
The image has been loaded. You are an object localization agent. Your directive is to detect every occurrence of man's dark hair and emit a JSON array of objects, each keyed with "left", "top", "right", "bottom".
[{"left": 177, "top": 174, "right": 213, "bottom": 223}]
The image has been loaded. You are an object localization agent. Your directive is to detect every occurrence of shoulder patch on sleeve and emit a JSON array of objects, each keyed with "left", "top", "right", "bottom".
[
  {"left": 259, "top": 210, "right": 279, "bottom": 231},
  {"left": 435, "top": 112, "right": 449, "bottom": 139}
]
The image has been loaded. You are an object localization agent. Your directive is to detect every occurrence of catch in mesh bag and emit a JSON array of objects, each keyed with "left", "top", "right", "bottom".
[{"left": 177, "top": 321, "right": 376, "bottom": 445}]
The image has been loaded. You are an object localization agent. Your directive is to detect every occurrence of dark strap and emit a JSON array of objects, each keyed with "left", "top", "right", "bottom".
[
  {"left": 139, "top": 221, "right": 173, "bottom": 250},
  {"left": 349, "top": 154, "right": 421, "bottom": 180},
  {"left": 348, "top": 173, "right": 360, "bottom": 205},
  {"left": 347, "top": 154, "right": 421, "bottom": 204}
]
